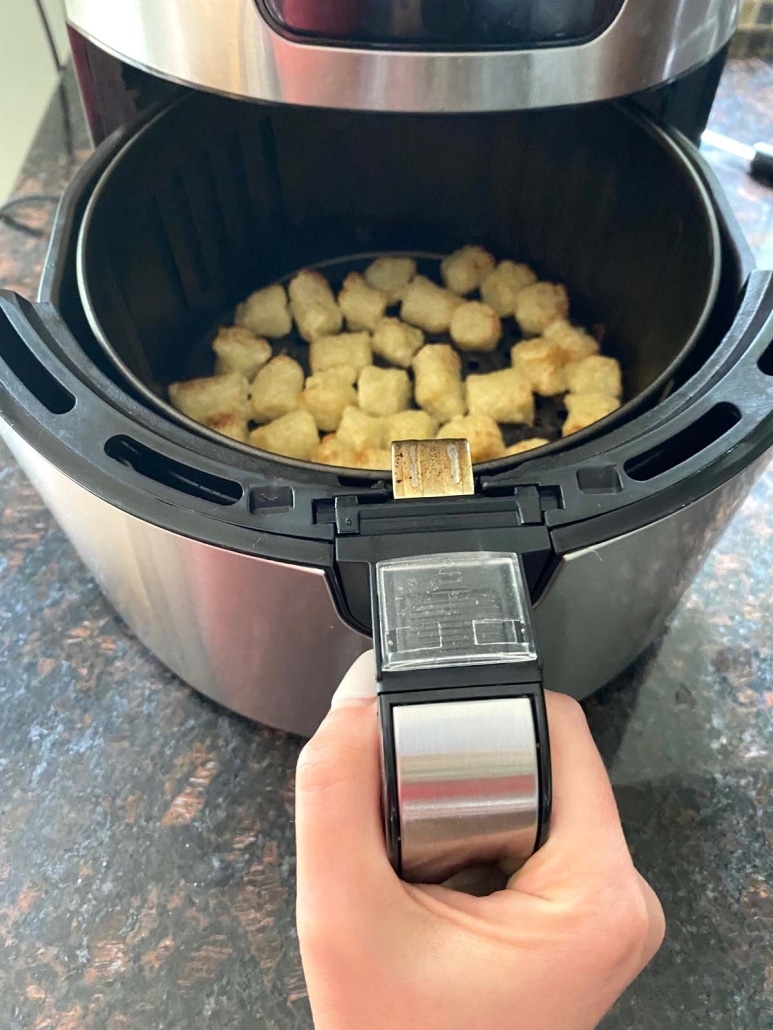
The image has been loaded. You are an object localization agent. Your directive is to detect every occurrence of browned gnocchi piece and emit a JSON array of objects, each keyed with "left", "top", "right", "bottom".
[
  {"left": 250, "top": 355, "right": 304, "bottom": 423},
  {"left": 337, "top": 406, "right": 385, "bottom": 452},
  {"left": 235, "top": 283, "right": 292, "bottom": 339},
  {"left": 288, "top": 269, "right": 343, "bottom": 342},
  {"left": 309, "top": 332, "right": 373, "bottom": 375},
  {"left": 338, "top": 272, "right": 389, "bottom": 332},
  {"left": 510, "top": 338, "right": 567, "bottom": 397},
  {"left": 364, "top": 256, "right": 417, "bottom": 303},
  {"left": 441, "top": 246, "right": 496, "bottom": 296},
  {"left": 514, "top": 282, "right": 570, "bottom": 337},
  {"left": 543, "top": 319, "right": 600, "bottom": 363},
  {"left": 357, "top": 365, "right": 412, "bottom": 418},
  {"left": 213, "top": 327, "right": 272, "bottom": 379},
  {"left": 466, "top": 368, "right": 535, "bottom": 425},
  {"left": 249, "top": 409, "right": 319, "bottom": 460},
  {"left": 205, "top": 412, "right": 250, "bottom": 444},
  {"left": 169, "top": 372, "right": 250, "bottom": 424},
  {"left": 372, "top": 318, "right": 424, "bottom": 368},
  {"left": 400, "top": 275, "right": 463, "bottom": 334},
  {"left": 383, "top": 409, "right": 439, "bottom": 446},
  {"left": 413, "top": 344, "right": 466, "bottom": 422},
  {"left": 504, "top": 438, "right": 550, "bottom": 456},
  {"left": 299, "top": 367, "right": 358, "bottom": 432},
  {"left": 562, "top": 393, "right": 621, "bottom": 436},
  {"left": 480, "top": 261, "right": 537, "bottom": 317},
  {"left": 564, "top": 355, "right": 623, "bottom": 399},
  {"left": 450, "top": 301, "right": 502, "bottom": 352},
  {"left": 436, "top": 414, "right": 505, "bottom": 463}
]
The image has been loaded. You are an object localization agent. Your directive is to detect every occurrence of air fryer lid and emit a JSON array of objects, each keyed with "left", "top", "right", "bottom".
[{"left": 77, "top": 92, "right": 720, "bottom": 469}]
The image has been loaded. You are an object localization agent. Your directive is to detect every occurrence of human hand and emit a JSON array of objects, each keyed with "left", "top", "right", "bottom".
[{"left": 295, "top": 652, "right": 665, "bottom": 1030}]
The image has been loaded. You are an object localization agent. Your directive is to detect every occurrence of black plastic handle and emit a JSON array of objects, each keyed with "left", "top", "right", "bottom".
[{"left": 751, "top": 143, "right": 773, "bottom": 184}]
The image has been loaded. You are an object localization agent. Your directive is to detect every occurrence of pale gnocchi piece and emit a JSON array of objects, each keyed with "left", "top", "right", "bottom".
[
  {"left": 514, "top": 282, "right": 570, "bottom": 337},
  {"left": 466, "top": 368, "right": 535, "bottom": 425},
  {"left": 480, "top": 261, "right": 538, "bottom": 317},
  {"left": 562, "top": 393, "right": 621, "bottom": 437},
  {"left": 338, "top": 272, "right": 389, "bottom": 332},
  {"left": 564, "top": 355, "right": 623, "bottom": 399},
  {"left": 504, "top": 438, "right": 550, "bottom": 456},
  {"left": 299, "top": 367, "right": 358, "bottom": 432},
  {"left": 441, "top": 245, "right": 496, "bottom": 296},
  {"left": 353, "top": 448, "right": 393, "bottom": 471},
  {"left": 436, "top": 414, "right": 505, "bottom": 463},
  {"left": 372, "top": 318, "right": 425, "bottom": 368},
  {"left": 450, "top": 301, "right": 502, "bottom": 352},
  {"left": 413, "top": 344, "right": 466, "bottom": 422},
  {"left": 543, "top": 319, "right": 600, "bottom": 363},
  {"left": 400, "top": 275, "right": 464, "bottom": 334},
  {"left": 315, "top": 433, "right": 357, "bottom": 468},
  {"left": 364, "top": 256, "right": 417, "bottom": 303},
  {"left": 250, "top": 355, "right": 304, "bottom": 423},
  {"left": 288, "top": 269, "right": 343, "bottom": 342},
  {"left": 205, "top": 412, "right": 250, "bottom": 444},
  {"left": 383, "top": 409, "right": 439, "bottom": 446},
  {"left": 510, "top": 338, "right": 567, "bottom": 397},
  {"left": 337, "top": 406, "right": 385, "bottom": 452},
  {"left": 309, "top": 331, "right": 373, "bottom": 375},
  {"left": 169, "top": 372, "right": 250, "bottom": 424},
  {"left": 235, "top": 283, "right": 292, "bottom": 339},
  {"left": 212, "top": 327, "right": 272, "bottom": 380},
  {"left": 249, "top": 409, "right": 319, "bottom": 460},
  {"left": 357, "top": 365, "right": 413, "bottom": 418}
]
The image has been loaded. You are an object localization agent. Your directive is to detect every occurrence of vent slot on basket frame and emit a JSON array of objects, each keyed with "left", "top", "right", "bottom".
[{"left": 624, "top": 403, "right": 741, "bottom": 482}]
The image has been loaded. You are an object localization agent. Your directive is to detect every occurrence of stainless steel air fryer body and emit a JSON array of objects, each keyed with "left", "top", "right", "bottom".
[
  {"left": 64, "top": 0, "right": 739, "bottom": 113},
  {"left": 3, "top": 0, "right": 772, "bottom": 878}
]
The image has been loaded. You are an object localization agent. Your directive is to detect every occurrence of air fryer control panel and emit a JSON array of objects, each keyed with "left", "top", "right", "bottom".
[{"left": 260, "top": 0, "right": 625, "bottom": 48}]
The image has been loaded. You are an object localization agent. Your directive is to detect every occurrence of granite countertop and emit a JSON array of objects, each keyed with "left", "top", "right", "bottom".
[{"left": 1, "top": 60, "right": 772, "bottom": 1030}]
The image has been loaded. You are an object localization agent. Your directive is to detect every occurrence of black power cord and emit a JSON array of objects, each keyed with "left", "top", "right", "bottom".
[{"left": 0, "top": 0, "right": 74, "bottom": 235}]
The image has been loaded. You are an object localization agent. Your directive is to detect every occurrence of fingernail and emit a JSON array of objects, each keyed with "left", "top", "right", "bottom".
[{"left": 331, "top": 651, "right": 377, "bottom": 709}]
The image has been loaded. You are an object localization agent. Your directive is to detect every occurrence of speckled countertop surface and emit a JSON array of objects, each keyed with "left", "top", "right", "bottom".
[{"left": 1, "top": 60, "right": 772, "bottom": 1030}]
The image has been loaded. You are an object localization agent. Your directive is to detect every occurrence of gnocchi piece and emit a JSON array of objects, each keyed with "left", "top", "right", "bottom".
[
  {"left": 250, "top": 355, "right": 304, "bottom": 423},
  {"left": 358, "top": 365, "right": 413, "bottom": 418},
  {"left": 168, "top": 372, "right": 250, "bottom": 424},
  {"left": 436, "top": 414, "right": 505, "bottom": 463},
  {"left": 338, "top": 272, "right": 389, "bottom": 332},
  {"left": 205, "top": 412, "right": 249, "bottom": 444},
  {"left": 288, "top": 269, "right": 343, "bottom": 342},
  {"left": 212, "top": 327, "right": 272, "bottom": 379},
  {"left": 383, "top": 409, "right": 439, "bottom": 446},
  {"left": 480, "top": 261, "right": 538, "bottom": 317},
  {"left": 364, "top": 256, "right": 417, "bottom": 303},
  {"left": 400, "top": 275, "right": 463, "bottom": 334},
  {"left": 450, "top": 301, "right": 502, "bottom": 352},
  {"left": 564, "top": 355, "right": 623, "bottom": 399},
  {"left": 510, "top": 338, "right": 567, "bottom": 396},
  {"left": 562, "top": 393, "right": 621, "bottom": 437},
  {"left": 337, "top": 406, "right": 385, "bottom": 452},
  {"left": 543, "top": 319, "right": 600, "bottom": 363},
  {"left": 504, "top": 438, "right": 550, "bottom": 456},
  {"left": 353, "top": 448, "right": 393, "bottom": 471},
  {"left": 299, "top": 367, "right": 358, "bottom": 432},
  {"left": 249, "top": 409, "right": 319, "bottom": 460},
  {"left": 310, "top": 332, "right": 373, "bottom": 375},
  {"left": 514, "top": 282, "right": 570, "bottom": 337},
  {"left": 466, "top": 368, "right": 535, "bottom": 425},
  {"left": 235, "top": 283, "right": 292, "bottom": 339},
  {"left": 413, "top": 344, "right": 466, "bottom": 422},
  {"left": 441, "top": 245, "right": 496, "bottom": 295},
  {"left": 315, "top": 433, "right": 357, "bottom": 468},
  {"left": 372, "top": 318, "right": 425, "bottom": 368}
]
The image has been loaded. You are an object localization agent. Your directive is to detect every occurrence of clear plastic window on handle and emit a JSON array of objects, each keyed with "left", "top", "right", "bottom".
[{"left": 376, "top": 552, "right": 537, "bottom": 672}]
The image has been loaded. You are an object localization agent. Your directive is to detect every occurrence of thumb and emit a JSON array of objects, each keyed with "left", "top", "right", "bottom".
[{"left": 295, "top": 651, "right": 394, "bottom": 927}]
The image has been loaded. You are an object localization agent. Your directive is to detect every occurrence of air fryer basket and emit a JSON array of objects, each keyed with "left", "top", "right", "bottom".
[{"left": 77, "top": 92, "right": 721, "bottom": 465}]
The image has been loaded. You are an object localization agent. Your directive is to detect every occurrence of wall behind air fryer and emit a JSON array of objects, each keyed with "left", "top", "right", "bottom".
[{"left": 0, "top": 0, "right": 69, "bottom": 201}]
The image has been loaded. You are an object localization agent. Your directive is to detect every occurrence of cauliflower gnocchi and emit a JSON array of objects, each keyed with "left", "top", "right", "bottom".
[
  {"left": 437, "top": 415, "right": 505, "bottom": 463},
  {"left": 250, "top": 409, "right": 319, "bottom": 460},
  {"left": 510, "top": 338, "right": 567, "bottom": 397},
  {"left": 250, "top": 355, "right": 304, "bottom": 423},
  {"left": 372, "top": 318, "right": 424, "bottom": 368},
  {"left": 235, "top": 283, "right": 292, "bottom": 339},
  {"left": 299, "top": 367, "right": 358, "bottom": 432},
  {"left": 169, "top": 372, "right": 250, "bottom": 424},
  {"left": 441, "top": 246, "right": 496, "bottom": 296},
  {"left": 310, "top": 331, "right": 373, "bottom": 376},
  {"left": 169, "top": 248, "right": 624, "bottom": 460},
  {"left": 562, "top": 393, "right": 621, "bottom": 437},
  {"left": 364, "top": 256, "right": 416, "bottom": 302},
  {"left": 400, "top": 275, "right": 463, "bottom": 334},
  {"left": 480, "top": 261, "right": 537, "bottom": 317},
  {"left": 466, "top": 368, "right": 534, "bottom": 425},
  {"left": 338, "top": 272, "right": 389, "bottom": 332},
  {"left": 413, "top": 344, "right": 466, "bottom": 422},
  {"left": 213, "top": 327, "right": 272, "bottom": 379},
  {"left": 450, "top": 301, "right": 502, "bottom": 352},
  {"left": 358, "top": 365, "right": 412, "bottom": 418},
  {"left": 564, "top": 355, "right": 623, "bottom": 399},
  {"left": 289, "top": 270, "right": 343, "bottom": 342},
  {"left": 514, "top": 282, "right": 570, "bottom": 337}
]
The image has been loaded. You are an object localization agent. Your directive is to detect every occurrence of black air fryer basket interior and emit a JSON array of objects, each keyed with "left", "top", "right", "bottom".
[{"left": 77, "top": 92, "right": 721, "bottom": 465}]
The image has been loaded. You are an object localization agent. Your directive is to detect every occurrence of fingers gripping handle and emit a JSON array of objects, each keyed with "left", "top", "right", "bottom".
[{"left": 373, "top": 551, "right": 552, "bottom": 884}]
